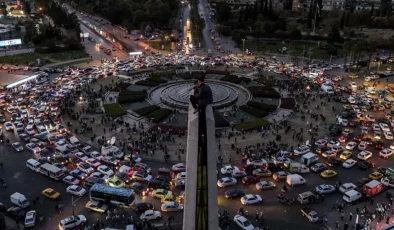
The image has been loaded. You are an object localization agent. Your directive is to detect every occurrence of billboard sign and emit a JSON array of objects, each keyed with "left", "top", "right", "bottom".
[
  {"left": 79, "top": 33, "right": 89, "bottom": 38},
  {"left": 0, "top": 39, "right": 22, "bottom": 47}
]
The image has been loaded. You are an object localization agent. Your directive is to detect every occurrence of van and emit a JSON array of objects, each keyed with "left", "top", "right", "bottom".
[
  {"left": 363, "top": 180, "right": 384, "bottom": 197},
  {"left": 26, "top": 159, "right": 41, "bottom": 172},
  {"left": 321, "top": 84, "right": 334, "bottom": 94},
  {"left": 339, "top": 183, "right": 357, "bottom": 194},
  {"left": 119, "top": 165, "right": 133, "bottom": 176},
  {"left": 343, "top": 189, "right": 362, "bottom": 203},
  {"left": 85, "top": 177, "right": 105, "bottom": 188},
  {"left": 297, "top": 191, "right": 316, "bottom": 204},
  {"left": 286, "top": 174, "right": 306, "bottom": 186}
]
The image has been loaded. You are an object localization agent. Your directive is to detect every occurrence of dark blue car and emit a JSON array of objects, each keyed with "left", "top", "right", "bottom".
[{"left": 70, "top": 169, "right": 87, "bottom": 180}]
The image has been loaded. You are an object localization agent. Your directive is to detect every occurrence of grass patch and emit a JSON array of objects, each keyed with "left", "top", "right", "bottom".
[
  {"left": 148, "top": 108, "right": 172, "bottom": 123},
  {"left": 147, "top": 77, "right": 168, "bottom": 84},
  {"left": 103, "top": 103, "right": 127, "bottom": 117},
  {"left": 220, "top": 75, "right": 238, "bottom": 81},
  {"left": 247, "top": 101, "right": 277, "bottom": 112},
  {"left": 147, "top": 40, "right": 173, "bottom": 51},
  {"left": 205, "top": 70, "right": 230, "bottom": 75},
  {"left": 248, "top": 86, "right": 280, "bottom": 99},
  {"left": 151, "top": 70, "right": 176, "bottom": 78},
  {"left": 134, "top": 80, "right": 160, "bottom": 87},
  {"left": 126, "top": 69, "right": 154, "bottom": 76},
  {"left": 134, "top": 105, "right": 160, "bottom": 116},
  {"left": 255, "top": 76, "right": 275, "bottom": 86},
  {"left": 214, "top": 111, "right": 230, "bottom": 127},
  {"left": 234, "top": 118, "right": 271, "bottom": 131},
  {"left": 0, "top": 50, "right": 88, "bottom": 65},
  {"left": 239, "top": 105, "right": 269, "bottom": 118},
  {"left": 118, "top": 91, "right": 147, "bottom": 103}
]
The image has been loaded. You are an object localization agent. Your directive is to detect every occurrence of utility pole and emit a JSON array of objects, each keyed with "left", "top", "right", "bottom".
[
  {"left": 72, "top": 196, "right": 82, "bottom": 216},
  {"left": 301, "top": 45, "right": 305, "bottom": 67},
  {"left": 312, "top": 1, "right": 319, "bottom": 35}
]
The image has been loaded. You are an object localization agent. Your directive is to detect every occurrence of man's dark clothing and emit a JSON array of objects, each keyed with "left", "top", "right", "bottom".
[
  {"left": 190, "top": 85, "right": 199, "bottom": 109},
  {"left": 196, "top": 83, "right": 213, "bottom": 107}
]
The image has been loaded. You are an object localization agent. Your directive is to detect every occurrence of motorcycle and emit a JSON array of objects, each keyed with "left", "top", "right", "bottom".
[{"left": 0, "top": 178, "right": 7, "bottom": 188}]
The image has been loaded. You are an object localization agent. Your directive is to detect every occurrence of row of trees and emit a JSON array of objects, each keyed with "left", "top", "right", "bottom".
[{"left": 190, "top": 0, "right": 205, "bottom": 43}]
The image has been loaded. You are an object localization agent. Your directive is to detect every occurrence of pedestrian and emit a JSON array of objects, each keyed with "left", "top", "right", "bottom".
[
  {"left": 335, "top": 221, "right": 339, "bottom": 229},
  {"left": 341, "top": 212, "right": 344, "bottom": 221},
  {"left": 255, "top": 213, "right": 259, "bottom": 222},
  {"left": 0, "top": 162, "right": 3, "bottom": 169},
  {"left": 32, "top": 199, "right": 36, "bottom": 206},
  {"left": 344, "top": 222, "right": 348, "bottom": 230},
  {"left": 349, "top": 213, "right": 352, "bottom": 221},
  {"left": 387, "top": 216, "right": 391, "bottom": 224},
  {"left": 356, "top": 207, "right": 359, "bottom": 214},
  {"left": 16, "top": 219, "right": 19, "bottom": 228}
]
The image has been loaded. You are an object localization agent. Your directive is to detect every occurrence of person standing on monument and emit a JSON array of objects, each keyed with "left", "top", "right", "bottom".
[{"left": 190, "top": 76, "right": 213, "bottom": 114}]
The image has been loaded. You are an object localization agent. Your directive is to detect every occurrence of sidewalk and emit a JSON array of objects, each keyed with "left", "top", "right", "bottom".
[
  {"left": 5, "top": 216, "right": 24, "bottom": 230},
  {"left": 43, "top": 57, "right": 91, "bottom": 68}
]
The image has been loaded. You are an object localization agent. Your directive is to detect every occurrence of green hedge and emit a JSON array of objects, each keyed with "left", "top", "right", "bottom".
[
  {"left": 220, "top": 75, "right": 238, "bottom": 81},
  {"left": 103, "top": 103, "right": 127, "bottom": 117},
  {"left": 135, "top": 80, "right": 160, "bottom": 87},
  {"left": 247, "top": 101, "right": 277, "bottom": 112},
  {"left": 118, "top": 91, "right": 147, "bottom": 103},
  {"left": 248, "top": 86, "right": 280, "bottom": 99},
  {"left": 239, "top": 105, "right": 268, "bottom": 118},
  {"left": 149, "top": 108, "right": 172, "bottom": 123},
  {"left": 127, "top": 69, "right": 154, "bottom": 76},
  {"left": 214, "top": 111, "right": 230, "bottom": 127},
  {"left": 234, "top": 118, "right": 271, "bottom": 131},
  {"left": 255, "top": 77, "right": 275, "bottom": 86},
  {"left": 134, "top": 105, "right": 160, "bottom": 116},
  {"left": 151, "top": 70, "right": 176, "bottom": 78},
  {"left": 147, "top": 77, "right": 168, "bottom": 83}
]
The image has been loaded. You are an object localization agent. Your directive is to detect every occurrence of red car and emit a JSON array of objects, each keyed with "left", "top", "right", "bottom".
[{"left": 241, "top": 176, "right": 260, "bottom": 185}]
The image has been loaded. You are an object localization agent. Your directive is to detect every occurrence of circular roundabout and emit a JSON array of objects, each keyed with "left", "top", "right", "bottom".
[{"left": 147, "top": 80, "right": 252, "bottom": 110}]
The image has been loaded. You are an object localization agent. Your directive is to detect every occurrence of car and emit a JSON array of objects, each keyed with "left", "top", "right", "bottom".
[
  {"left": 66, "top": 185, "right": 86, "bottom": 196},
  {"left": 359, "top": 161, "right": 374, "bottom": 170},
  {"left": 339, "top": 151, "right": 353, "bottom": 160},
  {"left": 358, "top": 141, "right": 367, "bottom": 150},
  {"left": 233, "top": 214, "right": 255, "bottom": 230},
  {"left": 25, "top": 210, "right": 36, "bottom": 228},
  {"left": 77, "top": 162, "right": 94, "bottom": 174},
  {"left": 357, "top": 151, "right": 373, "bottom": 160},
  {"left": 15, "top": 123, "right": 24, "bottom": 132},
  {"left": 246, "top": 159, "right": 267, "bottom": 167},
  {"left": 154, "top": 175, "right": 172, "bottom": 185},
  {"left": 131, "top": 171, "right": 152, "bottom": 182},
  {"left": 311, "top": 163, "right": 327, "bottom": 172},
  {"left": 293, "top": 145, "right": 310, "bottom": 156},
  {"left": 369, "top": 172, "right": 384, "bottom": 180},
  {"left": 59, "top": 215, "right": 86, "bottom": 230},
  {"left": 86, "top": 158, "right": 101, "bottom": 168},
  {"left": 241, "top": 176, "right": 260, "bottom": 185},
  {"left": 380, "top": 123, "right": 391, "bottom": 132},
  {"left": 102, "top": 156, "right": 119, "bottom": 166},
  {"left": 342, "top": 159, "right": 357, "bottom": 168},
  {"left": 140, "top": 210, "right": 161, "bottom": 221},
  {"left": 90, "top": 151, "right": 103, "bottom": 161},
  {"left": 85, "top": 201, "right": 108, "bottom": 213},
  {"left": 130, "top": 182, "right": 148, "bottom": 195},
  {"left": 6, "top": 206, "right": 26, "bottom": 220},
  {"left": 232, "top": 170, "right": 247, "bottom": 178},
  {"left": 375, "top": 141, "right": 385, "bottom": 150},
  {"left": 42, "top": 188, "right": 61, "bottom": 199},
  {"left": 133, "top": 202, "right": 154, "bottom": 213},
  {"left": 172, "top": 163, "right": 186, "bottom": 172},
  {"left": 272, "top": 171, "right": 290, "bottom": 181},
  {"left": 315, "top": 139, "right": 328, "bottom": 146},
  {"left": 224, "top": 188, "right": 245, "bottom": 199},
  {"left": 70, "top": 169, "right": 87, "bottom": 180},
  {"left": 255, "top": 181, "right": 276, "bottom": 190},
  {"left": 322, "top": 150, "right": 337, "bottom": 158},
  {"left": 346, "top": 142, "right": 357, "bottom": 150},
  {"left": 339, "top": 183, "right": 358, "bottom": 193},
  {"left": 107, "top": 177, "right": 125, "bottom": 188},
  {"left": 5, "top": 122, "right": 13, "bottom": 131},
  {"left": 384, "top": 131, "right": 394, "bottom": 140},
  {"left": 328, "top": 158, "right": 342, "bottom": 167},
  {"left": 320, "top": 170, "right": 337, "bottom": 178},
  {"left": 366, "top": 115, "right": 376, "bottom": 122},
  {"left": 217, "top": 177, "right": 237, "bottom": 187},
  {"left": 220, "top": 165, "right": 239, "bottom": 175},
  {"left": 75, "top": 152, "right": 89, "bottom": 162},
  {"left": 252, "top": 168, "right": 272, "bottom": 177},
  {"left": 97, "top": 165, "right": 114, "bottom": 176},
  {"left": 240, "top": 194, "right": 262, "bottom": 205},
  {"left": 327, "top": 140, "right": 340, "bottom": 148},
  {"left": 26, "top": 143, "right": 41, "bottom": 153},
  {"left": 62, "top": 175, "right": 80, "bottom": 185},
  {"left": 372, "top": 123, "right": 380, "bottom": 131},
  {"left": 161, "top": 201, "right": 183, "bottom": 212},
  {"left": 315, "top": 184, "right": 336, "bottom": 194},
  {"left": 379, "top": 149, "right": 394, "bottom": 158},
  {"left": 115, "top": 172, "right": 131, "bottom": 184},
  {"left": 357, "top": 177, "right": 371, "bottom": 187},
  {"left": 12, "top": 142, "right": 23, "bottom": 152},
  {"left": 89, "top": 172, "right": 109, "bottom": 180},
  {"left": 152, "top": 189, "right": 172, "bottom": 199}
]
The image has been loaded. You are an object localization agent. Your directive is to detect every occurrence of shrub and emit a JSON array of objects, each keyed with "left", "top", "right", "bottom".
[
  {"left": 103, "top": 103, "right": 127, "bottom": 117},
  {"left": 118, "top": 91, "right": 147, "bottom": 103},
  {"left": 127, "top": 69, "right": 154, "bottom": 76},
  {"left": 234, "top": 118, "right": 271, "bottom": 131},
  {"left": 112, "top": 82, "right": 132, "bottom": 92},
  {"left": 134, "top": 105, "right": 160, "bottom": 116},
  {"left": 147, "top": 77, "right": 167, "bottom": 83},
  {"left": 220, "top": 75, "right": 238, "bottom": 81},
  {"left": 255, "top": 77, "right": 275, "bottom": 86},
  {"left": 240, "top": 105, "right": 268, "bottom": 118},
  {"left": 135, "top": 80, "right": 160, "bottom": 87},
  {"left": 151, "top": 70, "right": 176, "bottom": 78},
  {"left": 214, "top": 111, "right": 230, "bottom": 127},
  {"left": 247, "top": 101, "right": 277, "bottom": 112},
  {"left": 205, "top": 70, "right": 230, "bottom": 75},
  {"left": 148, "top": 108, "right": 172, "bottom": 123},
  {"left": 248, "top": 86, "right": 280, "bottom": 99}
]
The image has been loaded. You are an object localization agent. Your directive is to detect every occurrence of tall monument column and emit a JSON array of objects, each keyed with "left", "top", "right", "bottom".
[{"left": 183, "top": 105, "right": 218, "bottom": 230}]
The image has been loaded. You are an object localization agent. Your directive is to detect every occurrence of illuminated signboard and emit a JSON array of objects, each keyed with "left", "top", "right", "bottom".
[{"left": 0, "top": 39, "right": 22, "bottom": 47}]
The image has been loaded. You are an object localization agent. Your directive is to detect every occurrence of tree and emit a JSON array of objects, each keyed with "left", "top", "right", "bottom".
[
  {"left": 365, "top": 42, "right": 377, "bottom": 69},
  {"left": 327, "top": 27, "right": 342, "bottom": 43},
  {"left": 216, "top": 2, "right": 232, "bottom": 23},
  {"left": 290, "top": 29, "right": 302, "bottom": 40}
]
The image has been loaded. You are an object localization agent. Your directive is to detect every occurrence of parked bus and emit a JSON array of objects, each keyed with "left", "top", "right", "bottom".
[
  {"left": 38, "top": 163, "right": 64, "bottom": 180},
  {"left": 90, "top": 184, "right": 135, "bottom": 208}
]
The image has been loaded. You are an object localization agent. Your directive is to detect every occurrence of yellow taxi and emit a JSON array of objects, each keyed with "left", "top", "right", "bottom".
[
  {"left": 340, "top": 151, "right": 352, "bottom": 160},
  {"left": 42, "top": 188, "right": 61, "bottom": 200},
  {"left": 369, "top": 172, "right": 384, "bottom": 180},
  {"left": 161, "top": 194, "right": 175, "bottom": 203},
  {"left": 343, "top": 105, "right": 351, "bottom": 110},
  {"left": 343, "top": 129, "right": 351, "bottom": 135},
  {"left": 320, "top": 170, "right": 337, "bottom": 178}
]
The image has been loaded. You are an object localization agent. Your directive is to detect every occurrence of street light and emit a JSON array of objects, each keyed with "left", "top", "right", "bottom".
[
  {"left": 242, "top": 39, "right": 245, "bottom": 55},
  {"left": 72, "top": 196, "right": 82, "bottom": 216}
]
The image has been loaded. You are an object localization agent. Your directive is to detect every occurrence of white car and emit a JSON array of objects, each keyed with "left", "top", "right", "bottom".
[
  {"left": 66, "top": 185, "right": 86, "bottom": 196},
  {"left": 217, "top": 177, "right": 237, "bottom": 187},
  {"left": 90, "top": 151, "right": 103, "bottom": 161},
  {"left": 361, "top": 126, "right": 369, "bottom": 134},
  {"left": 62, "top": 175, "right": 80, "bottom": 185},
  {"left": 372, "top": 124, "right": 380, "bottom": 131},
  {"left": 25, "top": 125, "right": 35, "bottom": 135},
  {"left": 366, "top": 115, "right": 375, "bottom": 122},
  {"left": 293, "top": 145, "right": 310, "bottom": 156},
  {"left": 140, "top": 210, "right": 161, "bottom": 221},
  {"left": 390, "top": 142, "right": 394, "bottom": 150},
  {"left": 86, "top": 158, "right": 101, "bottom": 168},
  {"left": 77, "top": 162, "right": 94, "bottom": 174},
  {"left": 350, "top": 82, "right": 357, "bottom": 88},
  {"left": 233, "top": 215, "right": 255, "bottom": 230},
  {"left": 172, "top": 163, "right": 186, "bottom": 172},
  {"left": 246, "top": 159, "right": 267, "bottom": 167},
  {"left": 5, "top": 122, "right": 13, "bottom": 131},
  {"left": 59, "top": 215, "right": 86, "bottom": 230},
  {"left": 379, "top": 149, "right": 394, "bottom": 158},
  {"left": 358, "top": 141, "right": 367, "bottom": 150},
  {"left": 82, "top": 146, "right": 94, "bottom": 155},
  {"left": 342, "top": 159, "right": 357, "bottom": 168},
  {"left": 89, "top": 172, "right": 109, "bottom": 180},
  {"left": 26, "top": 143, "right": 41, "bottom": 153},
  {"left": 315, "top": 184, "right": 336, "bottom": 194},
  {"left": 12, "top": 142, "right": 23, "bottom": 151},
  {"left": 345, "top": 142, "right": 357, "bottom": 150},
  {"left": 25, "top": 210, "right": 36, "bottom": 228},
  {"left": 132, "top": 171, "right": 152, "bottom": 182},
  {"left": 240, "top": 194, "right": 262, "bottom": 205},
  {"left": 231, "top": 170, "right": 247, "bottom": 178},
  {"left": 380, "top": 123, "right": 391, "bottom": 132},
  {"left": 357, "top": 151, "right": 373, "bottom": 160},
  {"left": 220, "top": 165, "right": 239, "bottom": 175},
  {"left": 85, "top": 201, "right": 108, "bottom": 213},
  {"left": 97, "top": 165, "right": 114, "bottom": 176},
  {"left": 75, "top": 152, "right": 89, "bottom": 162},
  {"left": 327, "top": 140, "right": 340, "bottom": 148},
  {"left": 54, "top": 140, "right": 66, "bottom": 147},
  {"left": 15, "top": 123, "right": 24, "bottom": 132},
  {"left": 339, "top": 183, "right": 357, "bottom": 194},
  {"left": 384, "top": 131, "right": 394, "bottom": 140},
  {"left": 390, "top": 120, "right": 394, "bottom": 128}
]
